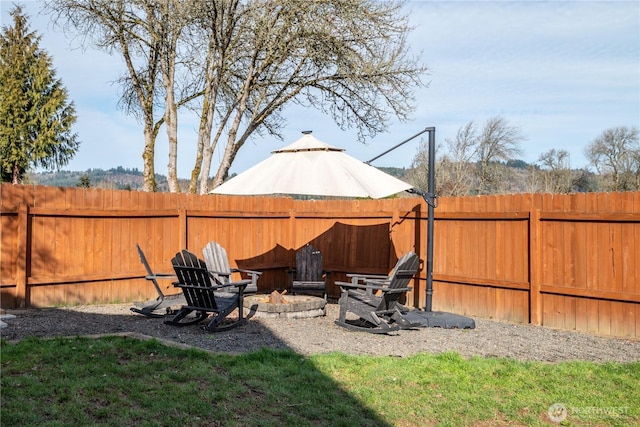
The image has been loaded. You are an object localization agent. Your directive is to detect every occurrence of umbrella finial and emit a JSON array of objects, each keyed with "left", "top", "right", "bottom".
[{"left": 301, "top": 130, "right": 312, "bottom": 135}]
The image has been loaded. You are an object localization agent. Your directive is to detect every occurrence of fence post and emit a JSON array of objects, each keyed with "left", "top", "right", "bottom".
[
  {"left": 529, "top": 208, "right": 542, "bottom": 325},
  {"left": 15, "top": 204, "right": 29, "bottom": 308}
]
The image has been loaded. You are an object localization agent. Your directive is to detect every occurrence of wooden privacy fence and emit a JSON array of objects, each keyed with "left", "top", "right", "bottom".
[
  {"left": 433, "top": 192, "right": 639, "bottom": 338},
  {"left": 1, "top": 184, "right": 639, "bottom": 338},
  {"left": 0, "top": 184, "right": 423, "bottom": 309}
]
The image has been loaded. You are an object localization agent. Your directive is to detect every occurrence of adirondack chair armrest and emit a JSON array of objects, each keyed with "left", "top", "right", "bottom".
[
  {"left": 384, "top": 287, "right": 413, "bottom": 294},
  {"left": 361, "top": 278, "right": 391, "bottom": 293},
  {"left": 362, "top": 277, "right": 391, "bottom": 285},
  {"left": 207, "top": 269, "right": 232, "bottom": 279},
  {"left": 145, "top": 273, "right": 176, "bottom": 280},
  {"left": 174, "top": 279, "right": 250, "bottom": 292},
  {"left": 345, "top": 273, "right": 388, "bottom": 285},
  {"left": 173, "top": 283, "right": 223, "bottom": 291},
  {"left": 346, "top": 273, "right": 387, "bottom": 279},
  {"left": 362, "top": 276, "right": 412, "bottom": 294},
  {"left": 335, "top": 280, "right": 385, "bottom": 292},
  {"left": 217, "top": 279, "right": 252, "bottom": 292},
  {"left": 232, "top": 268, "right": 262, "bottom": 277}
]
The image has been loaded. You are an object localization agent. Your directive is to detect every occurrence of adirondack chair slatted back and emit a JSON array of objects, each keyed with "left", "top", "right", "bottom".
[
  {"left": 291, "top": 243, "right": 327, "bottom": 299},
  {"left": 377, "top": 251, "right": 419, "bottom": 310},
  {"left": 172, "top": 250, "right": 218, "bottom": 310},
  {"left": 388, "top": 252, "right": 420, "bottom": 289},
  {"left": 136, "top": 244, "right": 165, "bottom": 297},
  {"left": 202, "top": 242, "right": 232, "bottom": 286},
  {"left": 296, "top": 244, "right": 323, "bottom": 282}
]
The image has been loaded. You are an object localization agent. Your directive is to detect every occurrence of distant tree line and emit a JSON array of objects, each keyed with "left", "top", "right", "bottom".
[
  {"left": 4, "top": 6, "right": 637, "bottom": 198},
  {"left": 408, "top": 117, "right": 639, "bottom": 196},
  {"left": 26, "top": 167, "right": 180, "bottom": 191}
]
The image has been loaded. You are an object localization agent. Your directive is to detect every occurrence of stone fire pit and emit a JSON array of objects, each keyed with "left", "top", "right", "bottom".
[{"left": 244, "top": 291, "right": 326, "bottom": 319}]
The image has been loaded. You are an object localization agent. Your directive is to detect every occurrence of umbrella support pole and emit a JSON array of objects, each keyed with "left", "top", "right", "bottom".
[
  {"left": 376, "top": 127, "right": 475, "bottom": 329},
  {"left": 407, "top": 189, "right": 474, "bottom": 329}
]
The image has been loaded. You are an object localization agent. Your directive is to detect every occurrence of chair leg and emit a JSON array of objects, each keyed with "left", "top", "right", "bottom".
[
  {"left": 130, "top": 305, "right": 164, "bottom": 318},
  {"left": 164, "top": 308, "right": 208, "bottom": 326},
  {"left": 203, "top": 300, "right": 243, "bottom": 332},
  {"left": 334, "top": 318, "right": 400, "bottom": 334},
  {"left": 337, "top": 290, "right": 349, "bottom": 323},
  {"left": 389, "top": 309, "right": 421, "bottom": 329}
]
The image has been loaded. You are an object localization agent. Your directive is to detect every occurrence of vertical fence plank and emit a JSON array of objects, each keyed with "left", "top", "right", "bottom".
[
  {"left": 634, "top": 193, "right": 640, "bottom": 338},
  {"left": 529, "top": 208, "right": 542, "bottom": 325},
  {"left": 15, "top": 204, "right": 28, "bottom": 308}
]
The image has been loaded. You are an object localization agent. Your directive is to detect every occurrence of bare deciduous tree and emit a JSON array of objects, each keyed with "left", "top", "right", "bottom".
[
  {"left": 536, "top": 148, "right": 573, "bottom": 193},
  {"left": 47, "top": 0, "right": 174, "bottom": 192},
  {"left": 409, "top": 117, "right": 525, "bottom": 196},
  {"left": 585, "top": 126, "right": 640, "bottom": 191},
  {"left": 47, "top": 0, "right": 427, "bottom": 194},
  {"left": 475, "top": 116, "right": 525, "bottom": 194},
  {"left": 438, "top": 122, "right": 478, "bottom": 196},
  {"left": 192, "top": 0, "right": 427, "bottom": 193}
]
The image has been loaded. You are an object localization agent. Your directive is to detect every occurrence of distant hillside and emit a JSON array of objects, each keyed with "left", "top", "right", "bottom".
[
  {"left": 26, "top": 166, "right": 407, "bottom": 192},
  {"left": 26, "top": 167, "right": 176, "bottom": 191},
  {"left": 377, "top": 166, "right": 407, "bottom": 179}
]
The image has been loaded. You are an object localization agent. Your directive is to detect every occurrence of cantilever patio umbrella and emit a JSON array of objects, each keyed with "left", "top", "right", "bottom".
[
  {"left": 210, "top": 131, "right": 413, "bottom": 199},
  {"left": 212, "top": 129, "right": 475, "bottom": 328}
]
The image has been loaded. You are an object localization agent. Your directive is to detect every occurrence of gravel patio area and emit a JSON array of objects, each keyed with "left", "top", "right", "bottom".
[{"left": 2, "top": 302, "right": 639, "bottom": 363}]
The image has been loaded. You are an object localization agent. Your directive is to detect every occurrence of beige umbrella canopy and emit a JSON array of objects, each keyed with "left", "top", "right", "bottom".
[{"left": 210, "top": 132, "right": 413, "bottom": 199}]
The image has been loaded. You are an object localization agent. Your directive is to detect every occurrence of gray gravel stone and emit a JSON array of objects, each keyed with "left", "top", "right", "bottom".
[{"left": 2, "top": 303, "right": 639, "bottom": 363}]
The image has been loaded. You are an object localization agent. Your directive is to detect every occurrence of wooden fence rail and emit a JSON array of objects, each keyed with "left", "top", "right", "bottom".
[{"left": 1, "top": 184, "right": 638, "bottom": 338}]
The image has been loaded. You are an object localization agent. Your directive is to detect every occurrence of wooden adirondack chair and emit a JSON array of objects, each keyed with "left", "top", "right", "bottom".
[
  {"left": 164, "top": 249, "right": 250, "bottom": 332},
  {"left": 202, "top": 241, "right": 261, "bottom": 293},
  {"left": 334, "top": 251, "right": 420, "bottom": 334},
  {"left": 130, "top": 244, "right": 185, "bottom": 318},
  {"left": 289, "top": 244, "right": 328, "bottom": 300}
]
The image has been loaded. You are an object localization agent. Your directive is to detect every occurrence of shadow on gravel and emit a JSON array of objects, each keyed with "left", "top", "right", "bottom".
[{"left": 1, "top": 307, "right": 393, "bottom": 426}]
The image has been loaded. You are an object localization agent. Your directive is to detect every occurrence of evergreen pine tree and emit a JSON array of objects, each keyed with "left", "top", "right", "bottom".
[
  {"left": 76, "top": 173, "right": 91, "bottom": 188},
  {"left": 0, "top": 6, "right": 79, "bottom": 184}
]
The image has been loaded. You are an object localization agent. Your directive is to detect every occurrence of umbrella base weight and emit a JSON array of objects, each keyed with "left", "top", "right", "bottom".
[{"left": 403, "top": 310, "right": 476, "bottom": 329}]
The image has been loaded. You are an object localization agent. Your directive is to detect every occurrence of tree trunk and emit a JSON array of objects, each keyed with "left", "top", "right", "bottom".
[
  {"left": 163, "top": 58, "right": 179, "bottom": 193},
  {"left": 12, "top": 163, "right": 20, "bottom": 185},
  {"left": 165, "top": 96, "right": 179, "bottom": 192},
  {"left": 189, "top": 78, "right": 216, "bottom": 194},
  {"left": 142, "top": 123, "right": 156, "bottom": 192},
  {"left": 208, "top": 93, "right": 249, "bottom": 192}
]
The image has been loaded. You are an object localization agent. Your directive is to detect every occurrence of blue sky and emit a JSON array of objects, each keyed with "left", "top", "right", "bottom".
[{"left": 2, "top": 0, "right": 639, "bottom": 178}]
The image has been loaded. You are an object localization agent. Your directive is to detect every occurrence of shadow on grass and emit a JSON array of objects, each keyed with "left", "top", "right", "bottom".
[{"left": 1, "top": 307, "right": 392, "bottom": 427}]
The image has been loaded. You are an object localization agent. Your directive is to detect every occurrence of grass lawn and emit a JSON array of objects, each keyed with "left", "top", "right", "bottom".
[{"left": 1, "top": 336, "right": 638, "bottom": 426}]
